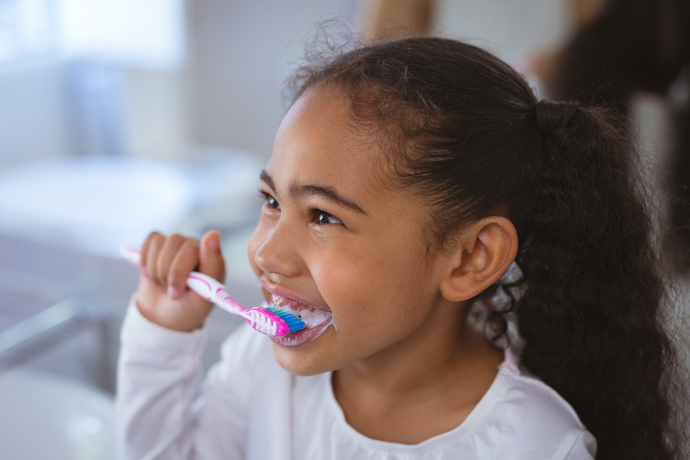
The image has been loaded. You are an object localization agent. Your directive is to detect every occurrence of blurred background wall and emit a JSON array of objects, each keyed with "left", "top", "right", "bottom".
[
  {"left": 0, "top": 0, "right": 573, "bottom": 168},
  {"left": 185, "top": 0, "right": 567, "bottom": 159}
]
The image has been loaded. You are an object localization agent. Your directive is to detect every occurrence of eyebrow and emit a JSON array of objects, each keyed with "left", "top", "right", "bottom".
[{"left": 260, "top": 170, "right": 367, "bottom": 215}]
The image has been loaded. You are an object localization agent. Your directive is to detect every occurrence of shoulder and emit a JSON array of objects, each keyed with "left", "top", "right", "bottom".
[
  {"left": 473, "top": 356, "right": 597, "bottom": 459},
  {"left": 497, "top": 368, "right": 583, "bottom": 430},
  {"left": 492, "top": 348, "right": 586, "bottom": 430}
]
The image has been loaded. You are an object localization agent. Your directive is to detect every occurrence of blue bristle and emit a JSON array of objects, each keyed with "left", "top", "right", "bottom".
[{"left": 265, "top": 306, "right": 305, "bottom": 332}]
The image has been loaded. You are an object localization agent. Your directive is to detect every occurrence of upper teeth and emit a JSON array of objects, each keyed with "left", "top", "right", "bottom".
[
  {"left": 269, "top": 296, "right": 331, "bottom": 328},
  {"left": 288, "top": 306, "right": 331, "bottom": 328}
]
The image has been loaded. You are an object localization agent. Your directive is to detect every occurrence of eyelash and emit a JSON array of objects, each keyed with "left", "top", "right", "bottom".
[
  {"left": 259, "top": 189, "right": 342, "bottom": 226},
  {"left": 259, "top": 190, "right": 280, "bottom": 210},
  {"left": 309, "top": 207, "right": 342, "bottom": 226}
]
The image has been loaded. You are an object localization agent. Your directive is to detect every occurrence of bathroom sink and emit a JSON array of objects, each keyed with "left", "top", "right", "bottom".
[{"left": 0, "top": 368, "right": 116, "bottom": 460}]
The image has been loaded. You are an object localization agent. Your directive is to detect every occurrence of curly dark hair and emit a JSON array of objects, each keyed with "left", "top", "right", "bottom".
[{"left": 288, "top": 35, "right": 687, "bottom": 459}]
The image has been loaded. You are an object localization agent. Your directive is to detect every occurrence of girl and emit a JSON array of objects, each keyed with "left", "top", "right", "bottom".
[{"left": 116, "top": 37, "right": 684, "bottom": 459}]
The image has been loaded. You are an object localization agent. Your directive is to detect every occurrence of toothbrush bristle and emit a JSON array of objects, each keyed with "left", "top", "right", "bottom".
[{"left": 264, "top": 306, "right": 305, "bottom": 333}]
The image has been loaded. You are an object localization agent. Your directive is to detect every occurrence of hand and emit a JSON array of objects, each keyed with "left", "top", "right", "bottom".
[{"left": 135, "top": 230, "right": 226, "bottom": 332}]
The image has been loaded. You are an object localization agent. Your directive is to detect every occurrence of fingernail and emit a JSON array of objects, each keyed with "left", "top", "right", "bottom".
[
  {"left": 207, "top": 233, "right": 220, "bottom": 251},
  {"left": 168, "top": 286, "right": 180, "bottom": 299}
]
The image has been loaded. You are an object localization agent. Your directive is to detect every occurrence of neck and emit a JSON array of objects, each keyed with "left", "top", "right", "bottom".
[{"left": 332, "top": 302, "right": 504, "bottom": 444}]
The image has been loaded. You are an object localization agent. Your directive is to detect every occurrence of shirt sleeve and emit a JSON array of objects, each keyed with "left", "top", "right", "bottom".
[
  {"left": 115, "top": 299, "right": 206, "bottom": 459},
  {"left": 115, "top": 298, "right": 251, "bottom": 460}
]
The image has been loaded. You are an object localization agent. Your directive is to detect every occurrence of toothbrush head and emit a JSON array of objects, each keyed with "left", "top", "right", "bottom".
[
  {"left": 253, "top": 306, "right": 305, "bottom": 336},
  {"left": 266, "top": 306, "right": 306, "bottom": 333}
]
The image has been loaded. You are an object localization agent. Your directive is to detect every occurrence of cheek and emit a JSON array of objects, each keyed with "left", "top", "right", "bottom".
[{"left": 314, "top": 248, "right": 423, "bottom": 318}]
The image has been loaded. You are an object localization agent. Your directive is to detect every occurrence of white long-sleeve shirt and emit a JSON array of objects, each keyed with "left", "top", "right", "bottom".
[{"left": 116, "top": 301, "right": 596, "bottom": 459}]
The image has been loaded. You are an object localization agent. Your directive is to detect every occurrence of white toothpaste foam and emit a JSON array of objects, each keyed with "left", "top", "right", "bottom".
[{"left": 266, "top": 299, "right": 332, "bottom": 329}]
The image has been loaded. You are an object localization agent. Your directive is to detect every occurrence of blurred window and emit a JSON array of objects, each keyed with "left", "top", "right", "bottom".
[
  {"left": 0, "top": 0, "right": 56, "bottom": 63},
  {"left": 0, "top": 0, "right": 185, "bottom": 69}
]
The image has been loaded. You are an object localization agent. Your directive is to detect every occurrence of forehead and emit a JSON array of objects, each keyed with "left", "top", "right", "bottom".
[{"left": 268, "top": 87, "right": 391, "bottom": 194}]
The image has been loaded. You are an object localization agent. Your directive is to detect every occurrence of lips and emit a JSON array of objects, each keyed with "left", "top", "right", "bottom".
[
  {"left": 270, "top": 316, "right": 334, "bottom": 347},
  {"left": 266, "top": 293, "right": 334, "bottom": 347}
]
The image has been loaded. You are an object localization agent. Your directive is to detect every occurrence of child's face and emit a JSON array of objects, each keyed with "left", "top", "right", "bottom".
[{"left": 248, "top": 87, "right": 460, "bottom": 376}]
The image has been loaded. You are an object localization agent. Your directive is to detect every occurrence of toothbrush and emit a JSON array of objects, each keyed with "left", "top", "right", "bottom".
[{"left": 119, "top": 246, "right": 305, "bottom": 337}]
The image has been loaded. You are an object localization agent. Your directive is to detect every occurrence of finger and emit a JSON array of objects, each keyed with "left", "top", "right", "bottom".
[
  {"left": 155, "top": 234, "right": 187, "bottom": 288},
  {"left": 140, "top": 231, "right": 164, "bottom": 277},
  {"left": 167, "top": 239, "right": 200, "bottom": 300},
  {"left": 143, "top": 232, "right": 166, "bottom": 284},
  {"left": 199, "top": 230, "right": 226, "bottom": 283}
]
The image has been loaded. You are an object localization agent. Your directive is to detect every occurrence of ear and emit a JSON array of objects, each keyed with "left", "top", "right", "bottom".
[{"left": 440, "top": 217, "right": 518, "bottom": 302}]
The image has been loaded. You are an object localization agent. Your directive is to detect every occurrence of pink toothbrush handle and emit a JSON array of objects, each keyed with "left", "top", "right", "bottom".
[
  {"left": 119, "top": 245, "right": 291, "bottom": 336},
  {"left": 120, "top": 245, "right": 144, "bottom": 267},
  {"left": 185, "top": 271, "right": 246, "bottom": 315}
]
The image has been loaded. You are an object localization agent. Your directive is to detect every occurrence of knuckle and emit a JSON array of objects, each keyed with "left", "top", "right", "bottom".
[
  {"left": 149, "top": 234, "right": 165, "bottom": 252},
  {"left": 168, "top": 269, "right": 188, "bottom": 286},
  {"left": 147, "top": 231, "right": 164, "bottom": 245},
  {"left": 168, "top": 233, "right": 186, "bottom": 244},
  {"left": 183, "top": 238, "right": 201, "bottom": 252}
]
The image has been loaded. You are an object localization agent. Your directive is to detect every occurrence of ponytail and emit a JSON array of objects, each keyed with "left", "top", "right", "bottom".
[{"left": 512, "top": 102, "right": 679, "bottom": 459}]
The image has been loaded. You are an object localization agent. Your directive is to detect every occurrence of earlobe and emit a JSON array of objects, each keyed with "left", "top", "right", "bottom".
[{"left": 440, "top": 217, "right": 518, "bottom": 302}]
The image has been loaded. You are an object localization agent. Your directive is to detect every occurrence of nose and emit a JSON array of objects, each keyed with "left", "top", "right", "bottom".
[{"left": 252, "top": 219, "right": 303, "bottom": 279}]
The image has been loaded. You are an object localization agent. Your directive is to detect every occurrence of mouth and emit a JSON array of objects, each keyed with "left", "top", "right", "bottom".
[
  {"left": 270, "top": 294, "right": 331, "bottom": 328},
  {"left": 268, "top": 293, "right": 334, "bottom": 347}
]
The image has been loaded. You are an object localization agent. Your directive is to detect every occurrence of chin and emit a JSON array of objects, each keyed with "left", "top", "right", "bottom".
[{"left": 271, "top": 344, "right": 335, "bottom": 377}]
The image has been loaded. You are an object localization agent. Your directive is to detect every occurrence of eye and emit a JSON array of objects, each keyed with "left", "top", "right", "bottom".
[
  {"left": 267, "top": 196, "right": 280, "bottom": 209},
  {"left": 312, "top": 209, "right": 342, "bottom": 225},
  {"left": 259, "top": 190, "right": 280, "bottom": 210}
]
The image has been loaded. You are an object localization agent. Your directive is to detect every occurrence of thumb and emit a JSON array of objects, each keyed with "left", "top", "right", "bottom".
[{"left": 199, "top": 230, "right": 226, "bottom": 283}]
